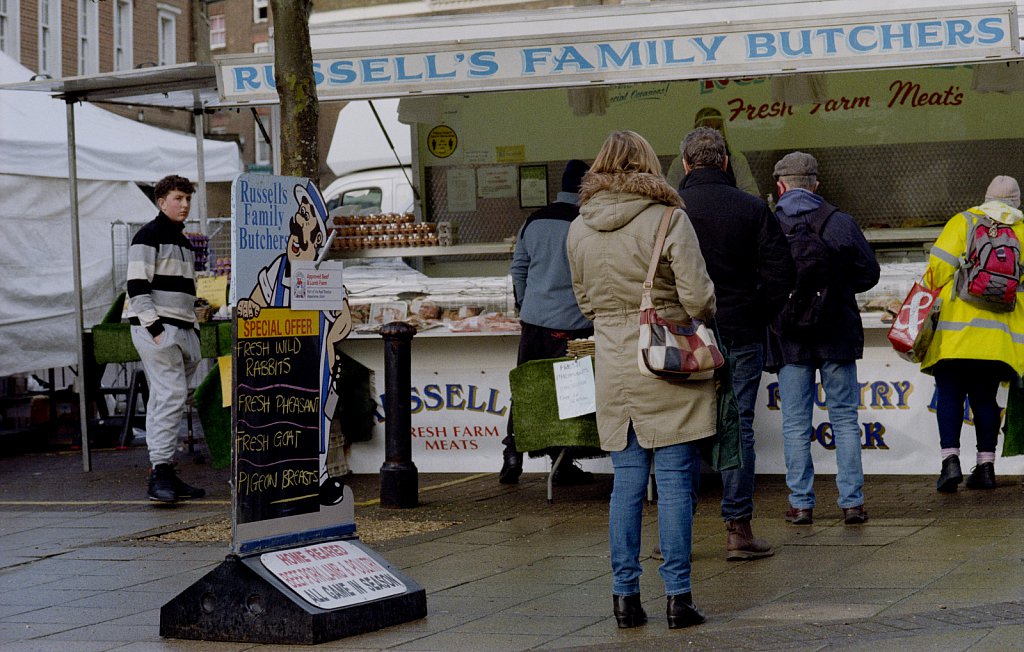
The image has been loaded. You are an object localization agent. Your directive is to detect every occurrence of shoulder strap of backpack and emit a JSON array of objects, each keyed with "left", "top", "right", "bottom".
[
  {"left": 805, "top": 201, "right": 838, "bottom": 237},
  {"left": 959, "top": 210, "right": 986, "bottom": 262},
  {"left": 775, "top": 201, "right": 838, "bottom": 237}
]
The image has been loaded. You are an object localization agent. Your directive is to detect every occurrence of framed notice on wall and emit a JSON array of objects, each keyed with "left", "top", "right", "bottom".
[{"left": 519, "top": 165, "right": 548, "bottom": 208}]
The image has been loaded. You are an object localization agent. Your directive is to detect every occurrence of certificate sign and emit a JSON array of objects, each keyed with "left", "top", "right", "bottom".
[
  {"left": 261, "top": 541, "right": 407, "bottom": 609},
  {"left": 519, "top": 165, "right": 547, "bottom": 208},
  {"left": 446, "top": 167, "right": 477, "bottom": 213},
  {"left": 476, "top": 165, "right": 517, "bottom": 199},
  {"left": 554, "top": 356, "right": 596, "bottom": 420},
  {"left": 290, "top": 260, "right": 346, "bottom": 311}
]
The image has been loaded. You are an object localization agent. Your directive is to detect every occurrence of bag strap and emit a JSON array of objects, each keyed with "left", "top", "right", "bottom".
[
  {"left": 776, "top": 201, "right": 837, "bottom": 238},
  {"left": 644, "top": 206, "right": 676, "bottom": 291}
]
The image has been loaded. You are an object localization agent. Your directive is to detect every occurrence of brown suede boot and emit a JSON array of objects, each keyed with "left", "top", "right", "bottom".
[{"left": 725, "top": 519, "right": 774, "bottom": 561}]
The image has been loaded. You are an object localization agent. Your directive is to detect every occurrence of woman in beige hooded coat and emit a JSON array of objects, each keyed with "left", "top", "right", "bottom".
[{"left": 567, "top": 131, "right": 717, "bottom": 630}]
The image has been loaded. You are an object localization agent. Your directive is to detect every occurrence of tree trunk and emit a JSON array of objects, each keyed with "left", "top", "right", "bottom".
[{"left": 269, "top": 0, "right": 320, "bottom": 184}]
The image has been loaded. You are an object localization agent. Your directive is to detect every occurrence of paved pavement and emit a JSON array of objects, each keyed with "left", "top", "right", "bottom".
[{"left": 1, "top": 437, "right": 1024, "bottom": 651}]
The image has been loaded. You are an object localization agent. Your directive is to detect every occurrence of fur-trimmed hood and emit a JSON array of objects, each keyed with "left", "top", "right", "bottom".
[{"left": 578, "top": 172, "right": 683, "bottom": 232}]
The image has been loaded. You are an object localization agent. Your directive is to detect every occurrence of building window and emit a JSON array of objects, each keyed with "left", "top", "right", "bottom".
[
  {"left": 1, "top": 0, "right": 21, "bottom": 60},
  {"left": 209, "top": 14, "right": 226, "bottom": 50},
  {"left": 77, "top": 0, "right": 98, "bottom": 74},
  {"left": 113, "top": 0, "right": 133, "bottom": 70},
  {"left": 253, "top": 40, "right": 270, "bottom": 54},
  {"left": 157, "top": 4, "right": 180, "bottom": 66},
  {"left": 254, "top": 120, "right": 272, "bottom": 168},
  {"left": 254, "top": 0, "right": 269, "bottom": 23},
  {"left": 38, "top": 0, "right": 61, "bottom": 75}
]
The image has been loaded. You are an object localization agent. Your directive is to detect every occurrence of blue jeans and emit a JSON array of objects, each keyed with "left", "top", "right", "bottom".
[
  {"left": 720, "top": 343, "right": 763, "bottom": 522},
  {"left": 777, "top": 361, "right": 864, "bottom": 510},
  {"left": 609, "top": 426, "right": 701, "bottom": 597}
]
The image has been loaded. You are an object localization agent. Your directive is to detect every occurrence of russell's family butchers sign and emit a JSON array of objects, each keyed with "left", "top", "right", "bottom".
[{"left": 216, "top": 6, "right": 1019, "bottom": 102}]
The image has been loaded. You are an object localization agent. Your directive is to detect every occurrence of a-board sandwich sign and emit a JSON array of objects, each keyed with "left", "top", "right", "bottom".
[
  {"left": 230, "top": 173, "right": 359, "bottom": 552},
  {"left": 160, "top": 174, "right": 425, "bottom": 644}
]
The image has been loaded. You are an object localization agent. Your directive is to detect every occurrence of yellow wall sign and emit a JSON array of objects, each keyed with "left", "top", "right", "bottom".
[
  {"left": 196, "top": 275, "right": 229, "bottom": 308},
  {"left": 427, "top": 125, "right": 458, "bottom": 158}
]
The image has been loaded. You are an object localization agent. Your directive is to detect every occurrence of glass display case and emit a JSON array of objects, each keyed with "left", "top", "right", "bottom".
[{"left": 335, "top": 257, "right": 519, "bottom": 336}]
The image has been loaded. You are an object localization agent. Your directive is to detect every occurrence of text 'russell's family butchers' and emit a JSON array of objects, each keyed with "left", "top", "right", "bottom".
[{"left": 223, "top": 16, "right": 1011, "bottom": 96}]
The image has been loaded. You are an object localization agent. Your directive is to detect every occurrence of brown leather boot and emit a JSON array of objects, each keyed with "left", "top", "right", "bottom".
[{"left": 725, "top": 519, "right": 774, "bottom": 561}]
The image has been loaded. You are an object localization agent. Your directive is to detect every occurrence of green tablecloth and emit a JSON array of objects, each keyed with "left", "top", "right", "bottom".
[
  {"left": 90, "top": 321, "right": 232, "bottom": 363},
  {"left": 509, "top": 357, "right": 602, "bottom": 453}
]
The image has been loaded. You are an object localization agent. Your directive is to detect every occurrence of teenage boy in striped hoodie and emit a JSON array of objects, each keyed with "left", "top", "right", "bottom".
[{"left": 126, "top": 175, "right": 206, "bottom": 504}]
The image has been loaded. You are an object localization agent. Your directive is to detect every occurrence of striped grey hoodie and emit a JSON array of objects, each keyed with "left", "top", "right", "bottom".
[{"left": 125, "top": 212, "right": 198, "bottom": 337}]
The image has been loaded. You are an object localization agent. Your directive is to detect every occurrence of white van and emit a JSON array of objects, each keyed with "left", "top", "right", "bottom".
[
  {"left": 323, "top": 98, "right": 414, "bottom": 217},
  {"left": 322, "top": 166, "right": 415, "bottom": 217}
]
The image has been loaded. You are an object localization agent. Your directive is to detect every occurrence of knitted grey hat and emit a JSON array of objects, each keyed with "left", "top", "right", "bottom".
[{"left": 985, "top": 175, "right": 1021, "bottom": 208}]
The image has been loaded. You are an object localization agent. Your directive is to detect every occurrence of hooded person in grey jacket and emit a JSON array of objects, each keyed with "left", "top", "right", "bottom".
[{"left": 500, "top": 160, "right": 595, "bottom": 485}]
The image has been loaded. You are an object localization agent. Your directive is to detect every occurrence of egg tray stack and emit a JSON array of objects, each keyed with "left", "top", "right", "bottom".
[
  {"left": 329, "top": 213, "right": 440, "bottom": 250},
  {"left": 185, "top": 232, "right": 210, "bottom": 271}
]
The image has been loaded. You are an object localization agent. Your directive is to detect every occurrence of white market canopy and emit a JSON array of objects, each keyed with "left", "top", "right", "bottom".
[
  {"left": 216, "top": 0, "right": 1023, "bottom": 103},
  {"left": 0, "top": 56, "right": 241, "bottom": 182},
  {"left": 0, "top": 55, "right": 243, "bottom": 471}
]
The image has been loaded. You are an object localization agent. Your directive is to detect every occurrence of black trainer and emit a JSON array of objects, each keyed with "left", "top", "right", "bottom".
[
  {"left": 148, "top": 464, "right": 178, "bottom": 503},
  {"left": 965, "top": 462, "right": 996, "bottom": 490},
  {"left": 936, "top": 454, "right": 963, "bottom": 493},
  {"left": 171, "top": 469, "right": 206, "bottom": 499}
]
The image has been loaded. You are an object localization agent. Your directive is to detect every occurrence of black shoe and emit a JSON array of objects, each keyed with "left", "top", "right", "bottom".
[
  {"left": 965, "top": 462, "right": 996, "bottom": 490},
  {"left": 499, "top": 452, "right": 522, "bottom": 485},
  {"left": 666, "top": 593, "right": 705, "bottom": 629},
  {"left": 936, "top": 455, "right": 963, "bottom": 493},
  {"left": 553, "top": 461, "right": 593, "bottom": 486},
  {"left": 147, "top": 464, "right": 177, "bottom": 503},
  {"left": 172, "top": 474, "right": 206, "bottom": 499},
  {"left": 613, "top": 593, "right": 647, "bottom": 628},
  {"left": 161, "top": 462, "right": 206, "bottom": 499}
]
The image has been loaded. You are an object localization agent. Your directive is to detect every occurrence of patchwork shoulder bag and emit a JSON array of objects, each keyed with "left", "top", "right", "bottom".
[{"left": 637, "top": 206, "right": 724, "bottom": 381}]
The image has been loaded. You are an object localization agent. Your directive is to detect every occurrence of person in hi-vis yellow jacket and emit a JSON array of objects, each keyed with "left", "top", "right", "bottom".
[{"left": 922, "top": 175, "right": 1024, "bottom": 493}]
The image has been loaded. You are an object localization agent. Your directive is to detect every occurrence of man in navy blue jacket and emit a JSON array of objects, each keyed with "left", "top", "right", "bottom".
[
  {"left": 766, "top": 151, "right": 880, "bottom": 527},
  {"left": 501, "top": 160, "right": 594, "bottom": 485},
  {"left": 678, "top": 128, "right": 795, "bottom": 560}
]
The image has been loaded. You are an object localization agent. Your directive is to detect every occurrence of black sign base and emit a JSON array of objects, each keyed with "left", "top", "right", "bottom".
[{"left": 160, "top": 540, "right": 426, "bottom": 644}]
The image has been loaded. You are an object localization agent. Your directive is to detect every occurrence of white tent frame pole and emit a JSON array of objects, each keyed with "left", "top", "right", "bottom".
[
  {"left": 66, "top": 100, "right": 91, "bottom": 472},
  {"left": 192, "top": 98, "right": 208, "bottom": 233}
]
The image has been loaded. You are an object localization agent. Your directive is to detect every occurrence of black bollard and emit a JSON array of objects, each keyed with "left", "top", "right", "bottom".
[{"left": 379, "top": 321, "right": 418, "bottom": 508}]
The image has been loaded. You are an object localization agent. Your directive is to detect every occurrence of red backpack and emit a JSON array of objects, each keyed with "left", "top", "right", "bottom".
[{"left": 955, "top": 211, "right": 1022, "bottom": 313}]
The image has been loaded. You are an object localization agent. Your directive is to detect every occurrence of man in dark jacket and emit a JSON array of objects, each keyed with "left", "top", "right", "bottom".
[
  {"left": 766, "top": 151, "right": 880, "bottom": 527},
  {"left": 500, "top": 160, "right": 595, "bottom": 485},
  {"left": 678, "top": 127, "right": 795, "bottom": 560}
]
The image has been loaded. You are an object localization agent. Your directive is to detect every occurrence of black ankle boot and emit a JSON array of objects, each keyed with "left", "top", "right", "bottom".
[
  {"left": 612, "top": 593, "right": 647, "bottom": 628},
  {"left": 666, "top": 593, "right": 705, "bottom": 629},
  {"left": 499, "top": 451, "right": 522, "bottom": 485},
  {"left": 965, "top": 462, "right": 996, "bottom": 489},
  {"left": 936, "top": 455, "right": 962, "bottom": 493}
]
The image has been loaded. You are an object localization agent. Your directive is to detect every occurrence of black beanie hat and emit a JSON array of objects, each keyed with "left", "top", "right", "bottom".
[{"left": 561, "top": 159, "right": 590, "bottom": 193}]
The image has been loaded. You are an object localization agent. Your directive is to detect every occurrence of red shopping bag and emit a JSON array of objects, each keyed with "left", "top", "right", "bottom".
[{"left": 887, "top": 281, "right": 941, "bottom": 363}]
